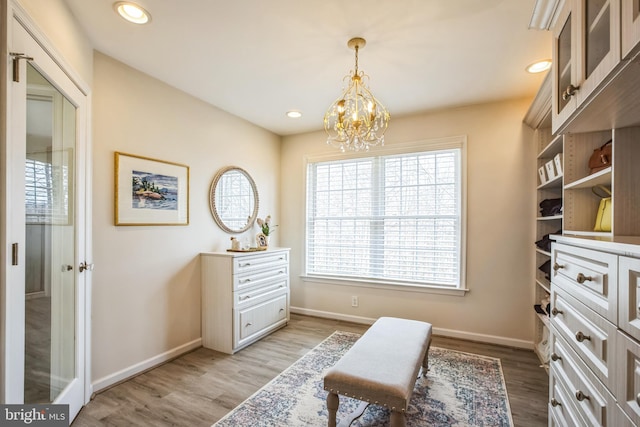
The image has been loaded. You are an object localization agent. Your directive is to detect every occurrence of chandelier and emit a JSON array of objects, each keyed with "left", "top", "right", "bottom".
[{"left": 324, "top": 37, "right": 390, "bottom": 152}]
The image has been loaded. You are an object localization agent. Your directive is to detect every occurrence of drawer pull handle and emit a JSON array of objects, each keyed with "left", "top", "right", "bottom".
[
  {"left": 575, "top": 390, "right": 589, "bottom": 401},
  {"left": 240, "top": 263, "right": 251, "bottom": 267},
  {"left": 553, "top": 262, "right": 564, "bottom": 271},
  {"left": 240, "top": 279, "right": 252, "bottom": 283},
  {"left": 245, "top": 322, "right": 253, "bottom": 327},
  {"left": 576, "top": 273, "right": 593, "bottom": 284},
  {"left": 279, "top": 308, "right": 284, "bottom": 312},
  {"left": 550, "top": 353, "right": 561, "bottom": 362},
  {"left": 240, "top": 295, "right": 251, "bottom": 300},
  {"left": 575, "top": 331, "right": 591, "bottom": 342},
  {"left": 636, "top": 393, "right": 640, "bottom": 406},
  {"left": 550, "top": 398, "right": 561, "bottom": 407},
  {"left": 551, "top": 307, "right": 563, "bottom": 316}
]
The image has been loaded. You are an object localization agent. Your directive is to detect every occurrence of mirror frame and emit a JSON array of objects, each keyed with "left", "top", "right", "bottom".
[{"left": 209, "top": 166, "right": 259, "bottom": 234}]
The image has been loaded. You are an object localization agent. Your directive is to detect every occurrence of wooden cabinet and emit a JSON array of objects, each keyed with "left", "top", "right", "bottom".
[
  {"left": 562, "top": 127, "right": 640, "bottom": 237},
  {"left": 549, "top": 236, "right": 640, "bottom": 427},
  {"left": 622, "top": 0, "right": 640, "bottom": 59},
  {"left": 552, "top": 0, "right": 621, "bottom": 134},
  {"left": 201, "top": 248, "right": 290, "bottom": 354}
]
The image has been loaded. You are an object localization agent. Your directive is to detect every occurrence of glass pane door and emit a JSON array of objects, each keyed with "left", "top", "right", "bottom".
[
  {"left": 585, "top": 0, "right": 611, "bottom": 78},
  {"left": 557, "top": 13, "right": 572, "bottom": 114},
  {"left": 24, "top": 63, "right": 76, "bottom": 404}
]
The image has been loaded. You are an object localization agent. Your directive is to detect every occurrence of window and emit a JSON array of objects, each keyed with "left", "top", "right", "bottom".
[
  {"left": 25, "top": 155, "right": 70, "bottom": 224},
  {"left": 305, "top": 137, "right": 466, "bottom": 289}
]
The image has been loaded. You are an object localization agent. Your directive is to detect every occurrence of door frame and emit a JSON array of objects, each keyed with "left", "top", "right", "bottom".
[{"left": 1, "top": 0, "right": 93, "bottom": 413}]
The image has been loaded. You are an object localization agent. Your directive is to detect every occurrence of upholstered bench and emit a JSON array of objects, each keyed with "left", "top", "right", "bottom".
[{"left": 323, "top": 317, "right": 432, "bottom": 427}]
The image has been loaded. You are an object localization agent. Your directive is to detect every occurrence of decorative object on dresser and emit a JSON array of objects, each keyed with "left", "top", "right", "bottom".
[
  {"left": 201, "top": 248, "right": 290, "bottom": 354},
  {"left": 213, "top": 331, "right": 514, "bottom": 427},
  {"left": 209, "top": 166, "right": 259, "bottom": 233}
]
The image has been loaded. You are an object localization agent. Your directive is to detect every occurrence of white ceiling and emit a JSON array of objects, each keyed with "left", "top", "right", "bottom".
[{"left": 62, "top": 0, "right": 552, "bottom": 136}]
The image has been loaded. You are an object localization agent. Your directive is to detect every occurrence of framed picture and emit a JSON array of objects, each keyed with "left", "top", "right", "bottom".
[
  {"left": 256, "top": 233, "right": 268, "bottom": 248},
  {"left": 115, "top": 152, "right": 189, "bottom": 225}
]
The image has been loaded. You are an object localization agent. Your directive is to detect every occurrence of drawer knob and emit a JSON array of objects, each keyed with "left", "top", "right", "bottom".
[
  {"left": 553, "top": 262, "right": 564, "bottom": 271},
  {"left": 575, "top": 390, "right": 589, "bottom": 401},
  {"left": 575, "top": 331, "right": 591, "bottom": 342},
  {"left": 576, "top": 273, "right": 593, "bottom": 284},
  {"left": 550, "top": 398, "right": 561, "bottom": 407},
  {"left": 551, "top": 353, "right": 562, "bottom": 362},
  {"left": 636, "top": 393, "right": 640, "bottom": 406},
  {"left": 551, "top": 307, "right": 563, "bottom": 316}
]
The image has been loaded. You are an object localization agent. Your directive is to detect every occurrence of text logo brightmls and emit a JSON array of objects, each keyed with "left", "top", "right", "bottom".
[{"left": 0, "top": 405, "right": 68, "bottom": 426}]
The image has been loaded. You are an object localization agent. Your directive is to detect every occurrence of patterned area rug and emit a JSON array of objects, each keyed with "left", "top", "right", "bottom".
[{"left": 213, "top": 331, "right": 513, "bottom": 426}]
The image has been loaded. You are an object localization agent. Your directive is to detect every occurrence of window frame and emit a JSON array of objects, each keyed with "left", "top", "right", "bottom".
[{"left": 302, "top": 136, "right": 468, "bottom": 296}]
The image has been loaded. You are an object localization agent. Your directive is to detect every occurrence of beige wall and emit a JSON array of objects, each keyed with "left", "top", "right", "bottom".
[
  {"left": 16, "top": 0, "right": 93, "bottom": 86},
  {"left": 281, "top": 99, "right": 536, "bottom": 346},
  {"left": 91, "top": 52, "right": 281, "bottom": 386}
]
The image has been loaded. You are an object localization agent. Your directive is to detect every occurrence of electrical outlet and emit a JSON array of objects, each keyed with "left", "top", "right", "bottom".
[{"left": 351, "top": 296, "right": 358, "bottom": 307}]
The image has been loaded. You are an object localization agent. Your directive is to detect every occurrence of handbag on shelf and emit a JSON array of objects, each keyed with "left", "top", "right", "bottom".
[
  {"left": 592, "top": 185, "right": 612, "bottom": 232},
  {"left": 588, "top": 140, "right": 612, "bottom": 174}
]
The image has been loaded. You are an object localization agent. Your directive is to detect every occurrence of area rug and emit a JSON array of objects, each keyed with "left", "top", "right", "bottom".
[{"left": 213, "top": 331, "right": 513, "bottom": 426}]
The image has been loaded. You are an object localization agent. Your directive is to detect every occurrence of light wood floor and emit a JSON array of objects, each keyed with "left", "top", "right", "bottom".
[{"left": 72, "top": 314, "right": 549, "bottom": 426}]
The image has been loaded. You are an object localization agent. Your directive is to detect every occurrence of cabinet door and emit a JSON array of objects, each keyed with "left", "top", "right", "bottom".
[
  {"left": 575, "top": 0, "right": 621, "bottom": 105},
  {"left": 622, "top": 0, "right": 640, "bottom": 59},
  {"left": 616, "top": 331, "right": 640, "bottom": 425},
  {"left": 553, "top": 1, "right": 577, "bottom": 132}
]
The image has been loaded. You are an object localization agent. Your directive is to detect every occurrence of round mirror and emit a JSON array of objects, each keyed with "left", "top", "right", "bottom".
[{"left": 209, "top": 166, "right": 259, "bottom": 233}]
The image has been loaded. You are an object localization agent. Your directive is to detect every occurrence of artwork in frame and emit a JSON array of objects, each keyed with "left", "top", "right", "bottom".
[{"left": 115, "top": 152, "right": 189, "bottom": 225}]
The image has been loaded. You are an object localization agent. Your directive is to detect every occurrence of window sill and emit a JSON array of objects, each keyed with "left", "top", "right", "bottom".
[{"left": 300, "top": 275, "right": 469, "bottom": 297}]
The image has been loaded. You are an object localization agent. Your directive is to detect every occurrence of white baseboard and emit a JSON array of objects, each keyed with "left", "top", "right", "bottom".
[
  {"left": 290, "top": 306, "right": 534, "bottom": 350},
  {"left": 92, "top": 338, "right": 202, "bottom": 393}
]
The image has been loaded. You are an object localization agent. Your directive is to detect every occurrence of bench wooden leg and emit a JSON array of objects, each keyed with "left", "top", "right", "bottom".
[
  {"left": 390, "top": 410, "right": 406, "bottom": 427},
  {"left": 327, "top": 392, "right": 339, "bottom": 427}
]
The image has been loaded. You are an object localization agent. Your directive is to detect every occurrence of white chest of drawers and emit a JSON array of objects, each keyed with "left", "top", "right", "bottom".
[
  {"left": 201, "top": 248, "right": 290, "bottom": 354},
  {"left": 549, "top": 236, "right": 640, "bottom": 426}
]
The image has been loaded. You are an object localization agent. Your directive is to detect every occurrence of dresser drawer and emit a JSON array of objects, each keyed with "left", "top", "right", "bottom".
[
  {"left": 234, "top": 279, "right": 288, "bottom": 309},
  {"left": 549, "top": 332, "right": 615, "bottom": 426},
  {"left": 234, "top": 264, "right": 289, "bottom": 291},
  {"left": 620, "top": 256, "right": 640, "bottom": 342},
  {"left": 551, "top": 243, "right": 618, "bottom": 323},
  {"left": 550, "top": 287, "right": 617, "bottom": 391},
  {"left": 616, "top": 330, "right": 640, "bottom": 425},
  {"left": 235, "top": 294, "right": 288, "bottom": 348},
  {"left": 233, "top": 250, "right": 288, "bottom": 274},
  {"left": 549, "top": 364, "right": 588, "bottom": 427}
]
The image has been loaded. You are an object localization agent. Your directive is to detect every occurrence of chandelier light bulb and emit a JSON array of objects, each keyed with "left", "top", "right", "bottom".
[{"left": 324, "top": 37, "right": 390, "bottom": 152}]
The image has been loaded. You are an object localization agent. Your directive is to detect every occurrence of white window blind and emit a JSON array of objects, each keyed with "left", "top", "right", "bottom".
[
  {"left": 305, "top": 142, "right": 464, "bottom": 288},
  {"left": 25, "top": 157, "right": 69, "bottom": 224}
]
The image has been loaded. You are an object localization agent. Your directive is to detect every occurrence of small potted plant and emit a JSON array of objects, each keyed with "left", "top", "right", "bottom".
[{"left": 256, "top": 215, "right": 277, "bottom": 247}]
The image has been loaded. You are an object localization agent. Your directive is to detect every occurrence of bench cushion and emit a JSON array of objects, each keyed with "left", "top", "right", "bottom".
[{"left": 323, "top": 317, "right": 432, "bottom": 411}]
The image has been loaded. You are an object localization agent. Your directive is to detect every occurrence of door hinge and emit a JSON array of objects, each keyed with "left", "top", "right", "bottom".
[{"left": 9, "top": 52, "right": 34, "bottom": 82}]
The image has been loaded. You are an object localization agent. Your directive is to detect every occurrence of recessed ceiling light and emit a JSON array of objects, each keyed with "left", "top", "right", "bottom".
[
  {"left": 286, "top": 110, "right": 303, "bottom": 119},
  {"left": 114, "top": 2, "right": 151, "bottom": 24},
  {"left": 526, "top": 59, "right": 552, "bottom": 74}
]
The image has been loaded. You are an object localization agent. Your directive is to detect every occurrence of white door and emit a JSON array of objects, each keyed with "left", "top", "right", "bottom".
[{"left": 4, "top": 12, "right": 91, "bottom": 421}]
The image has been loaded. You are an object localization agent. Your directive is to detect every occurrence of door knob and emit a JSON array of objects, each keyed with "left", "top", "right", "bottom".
[{"left": 61, "top": 264, "right": 73, "bottom": 272}]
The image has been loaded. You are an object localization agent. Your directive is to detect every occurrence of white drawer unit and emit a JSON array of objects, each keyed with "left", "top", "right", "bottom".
[
  {"left": 549, "top": 235, "right": 640, "bottom": 427},
  {"left": 550, "top": 286, "right": 617, "bottom": 390},
  {"left": 201, "top": 248, "right": 290, "bottom": 354},
  {"left": 549, "top": 332, "right": 616, "bottom": 426},
  {"left": 551, "top": 243, "right": 618, "bottom": 323}
]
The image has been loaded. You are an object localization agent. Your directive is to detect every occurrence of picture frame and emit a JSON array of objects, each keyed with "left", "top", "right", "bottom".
[
  {"left": 115, "top": 152, "right": 189, "bottom": 225},
  {"left": 256, "top": 233, "right": 268, "bottom": 249}
]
